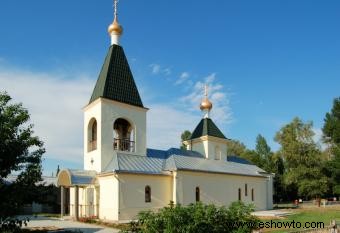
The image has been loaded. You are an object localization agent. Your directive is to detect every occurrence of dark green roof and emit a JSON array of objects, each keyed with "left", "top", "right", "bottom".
[
  {"left": 190, "top": 118, "right": 226, "bottom": 140},
  {"left": 89, "top": 45, "right": 144, "bottom": 107}
]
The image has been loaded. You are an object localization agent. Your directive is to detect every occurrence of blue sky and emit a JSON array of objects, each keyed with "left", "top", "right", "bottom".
[{"left": 0, "top": 1, "right": 339, "bottom": 176}]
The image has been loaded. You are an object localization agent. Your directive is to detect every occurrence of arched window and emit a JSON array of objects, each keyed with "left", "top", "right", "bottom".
[
  {"left": 88, "top": 118, "right": 97, "bottom": 152},
  {"left": 113, "top": 118, "right": 135, "bottom": 152},
  {"left": 245, "top": 184, "right": 248, "bottom": 196},
  {"left": 251, "top": 189, "right": 254, "bottom": 201},
  {"left": 195, "top": 187, "right": 200, "bottom": 202},
  {"left": 145, "top": 186, "right": 151, "bottom": 203},
  {"left": 215, "top": 146, "right": 221, "bottom": 160},
  {"left": 92, "top": 121, "right": 97, "bottom": 142},
  {"left": 238, "top": 188, "right": 241, "bottom": 201}
]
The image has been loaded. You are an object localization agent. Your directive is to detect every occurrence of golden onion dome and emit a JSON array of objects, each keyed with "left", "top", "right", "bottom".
[
  {"left": 200, "top": 98, "right": 213, "bottom": 111},
  {"left": 108, "top": 17, "right": 123, "bottom": 35}
]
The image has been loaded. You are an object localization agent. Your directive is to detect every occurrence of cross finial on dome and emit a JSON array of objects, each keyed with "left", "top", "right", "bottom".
[
  {"left": 114, "top": 0, "right": 118, "bottom": 18},
  {"left": 200, "top": 84, "right": 213, "bottom": 118},
  {"left": 108, "top": 0, "right": 123, "bottom": 45}
]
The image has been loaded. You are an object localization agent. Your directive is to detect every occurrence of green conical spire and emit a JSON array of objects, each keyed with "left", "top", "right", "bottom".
[{"left": 89, "top": 45, "right": 144, "bottom": 108}]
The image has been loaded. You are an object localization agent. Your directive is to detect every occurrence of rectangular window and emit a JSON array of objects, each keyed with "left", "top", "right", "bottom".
[
  {"left": 238, "top": 188, "right": 241, "bottom": 201},
  {"left": 251, "top": 189, "right": 254, "bottom": 201},
  {"left": 245, "top": 184, "right": 248, "bottom": 196},
  {"left": 196, "top": 187, "right": 200, "bottom": 202},
  {"left": 145, "top": 186, "right": 151, "bottom": 203}
]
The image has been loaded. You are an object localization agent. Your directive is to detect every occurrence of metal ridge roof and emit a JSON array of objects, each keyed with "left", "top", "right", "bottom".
[{"left": 103, "top": 149, "right": 267, "bottom": 178}]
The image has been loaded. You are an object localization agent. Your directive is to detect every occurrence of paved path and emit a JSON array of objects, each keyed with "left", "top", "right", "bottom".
[
  {"left": 24, "top": 216, "right": 120, "bottom": 233},
  {"left": 252, "top": 209, "right": 293, "bottom": 217}
]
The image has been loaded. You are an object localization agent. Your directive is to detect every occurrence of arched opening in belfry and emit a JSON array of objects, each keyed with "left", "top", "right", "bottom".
[
  {"left": 113, "top": 118, "right": 135, "bottom": 152},
  {"left": 87, "top": 118, "right": 97, "bottom": 152}
]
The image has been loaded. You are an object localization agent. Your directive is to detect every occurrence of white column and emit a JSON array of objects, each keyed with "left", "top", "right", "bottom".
[
  {"left": 172, "top": 172, "right": 177, "bottom": 204},
  {"left": 60, "top": 186, "right": 65, "bottom": 218},
  {"left": 74, "top": 186, "right": 79, "bottom": 220}
]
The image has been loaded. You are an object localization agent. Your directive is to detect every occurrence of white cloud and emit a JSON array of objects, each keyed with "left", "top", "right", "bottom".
[
  {"left": 313, "top": 127, "right": 327, "bottom": 150},
  {"left": 163, "top": 68, "right": 172, "bottom": 76},
  {"left": 313, "top": 128, "right": 323, "bottom": 143},
  {"left": 205, "top": 73, "right": 216, "bottom": 83},
  {"left": 147, "top": 104, "right": 200, "bottom": 149},
  {"left": 0, "top": 67, "right": 93, "bottom": 164},
  {"left": 149, "top": 63, "right": 171, "bottom": 76},
  {"left": 0, "top": 63, "right": 233, "bottom": 176},
  {"left": 150, "top": 63, "right": 161, "bottom": 74},
  {"left": 180, "top": 73, "right": 233, "bottom": 125},
  {"left": 0, "top": 65, "right": 200, "bottom": 167},
  {"left": 175, "top": 72, "right": 190, "bottom": 85}
]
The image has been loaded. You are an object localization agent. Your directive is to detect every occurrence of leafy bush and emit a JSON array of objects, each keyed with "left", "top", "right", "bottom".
[
  {"left": 121, "top": 201, "right": 259, "bottom": 233},
  {"left": 0, "top": 217, "right": 29, "bottom": 233}
]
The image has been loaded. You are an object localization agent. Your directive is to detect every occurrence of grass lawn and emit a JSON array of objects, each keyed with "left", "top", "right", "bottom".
[{"left": 263, "top": 206, "right": 340, "bottom": 232}]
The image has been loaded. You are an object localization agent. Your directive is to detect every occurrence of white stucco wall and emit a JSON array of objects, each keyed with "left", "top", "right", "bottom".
[
  {"left": 98, "top": 175, "right": 119, "bottom": 220},
  {"left": 101, "top": 99, "right": 147, "bottom": 164},
  {"left": 189, "top": 136, "right": 228, "bottom": 161},
  {"left": 68, "top": 170, "right": 271, "bottom": 221},
  {"left": 206, "top": 139, "right": 227, "bottom": 161},
  {"left": 117, "top": 173, "right": 172, "bottom": 220},
  {"left": 266, "top": 174, "right": 274, "bottom": 209},
  {"left": 83, "top": 98, "right": 148, "bottom": 172},
  {"left": 84, "top": 100, "right": 102, "bottom": 172},
  {"left": 175, "top": 170, "right": 269, "bottom": 210},
  {"left": 191, "top": 140, "right": 208, "bottom": 158}
]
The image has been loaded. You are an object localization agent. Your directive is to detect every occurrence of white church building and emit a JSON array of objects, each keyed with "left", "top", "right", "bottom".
[{"left": 57, "top": 2, "right": 273, "bottom": 221}]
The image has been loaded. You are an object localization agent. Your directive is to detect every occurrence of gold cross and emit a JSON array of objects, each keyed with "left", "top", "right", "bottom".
[
  {"left": 114, "top": 0, "right": 119, "bottom": 18},
  {"left": 204, "top": 84, "right": 209, "bottom": 97}
]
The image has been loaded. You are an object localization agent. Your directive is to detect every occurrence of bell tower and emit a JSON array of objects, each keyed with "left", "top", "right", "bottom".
[
  {"left": 183, "top": 85, "right": 228, "bottom": 160},
  {"left": 83, "top": 1, "right": 148, "bottom": 172}
]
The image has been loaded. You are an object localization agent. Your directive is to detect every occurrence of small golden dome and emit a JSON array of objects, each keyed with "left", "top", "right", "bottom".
[
  {"left": 200, "top": 98, "right": 213, "bottom": 111},
  {"left": 108, "top": 17, "right": 123, "bottom": 35}
]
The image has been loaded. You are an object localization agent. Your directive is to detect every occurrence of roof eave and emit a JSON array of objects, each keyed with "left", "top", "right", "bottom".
[
  {"left": 175, "top": 168, "right": 267, "bottom": 178},
  {"left": 83, "top": 97, "right": 149, "bottom": 112}
]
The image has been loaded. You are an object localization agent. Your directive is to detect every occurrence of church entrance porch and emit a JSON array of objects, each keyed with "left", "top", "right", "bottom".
[{"left": 57, "top": 169, "right": 98, "bottom": 220}]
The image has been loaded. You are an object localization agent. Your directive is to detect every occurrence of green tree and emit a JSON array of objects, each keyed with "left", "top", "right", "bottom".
[
  {"left": 240, "top": 149, "right": 256, "bottom": 162},
  {"left": 180, "top": 130, "right": 192, "bottom": 150},
  {"left": 237, "top": 135, "right": 273, "bottom": 172},
  {"left": 254, "top": 134, "right": 275, "bottom": 172},
  {"left": 322, "top": 97, "right": 340, "bottom": 196},
  {"left": 226, "top": 139, "right": 247, "bottom": 156},
  {"left": 271, "top": 153, "right": 286, "bottom": 202},
  {"left": 256, "top": 135, "right": 271, "bottom": 156},
  {"left": 275, "top": 117, "right": 327, "bottom": 199},
  {"left": 0, "top": 92, "right": 45, "bottom": 218},
  {"left": 323, "top": 97, "right": 340, "bottom": 147}
]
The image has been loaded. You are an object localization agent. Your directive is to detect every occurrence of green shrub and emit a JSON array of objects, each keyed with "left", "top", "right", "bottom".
[
  {"left": 0, "top": 217, "right": 29, "bottom": 233},
  {"left": 120, "top": 201, "right": 259, "bottom": 233}
]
